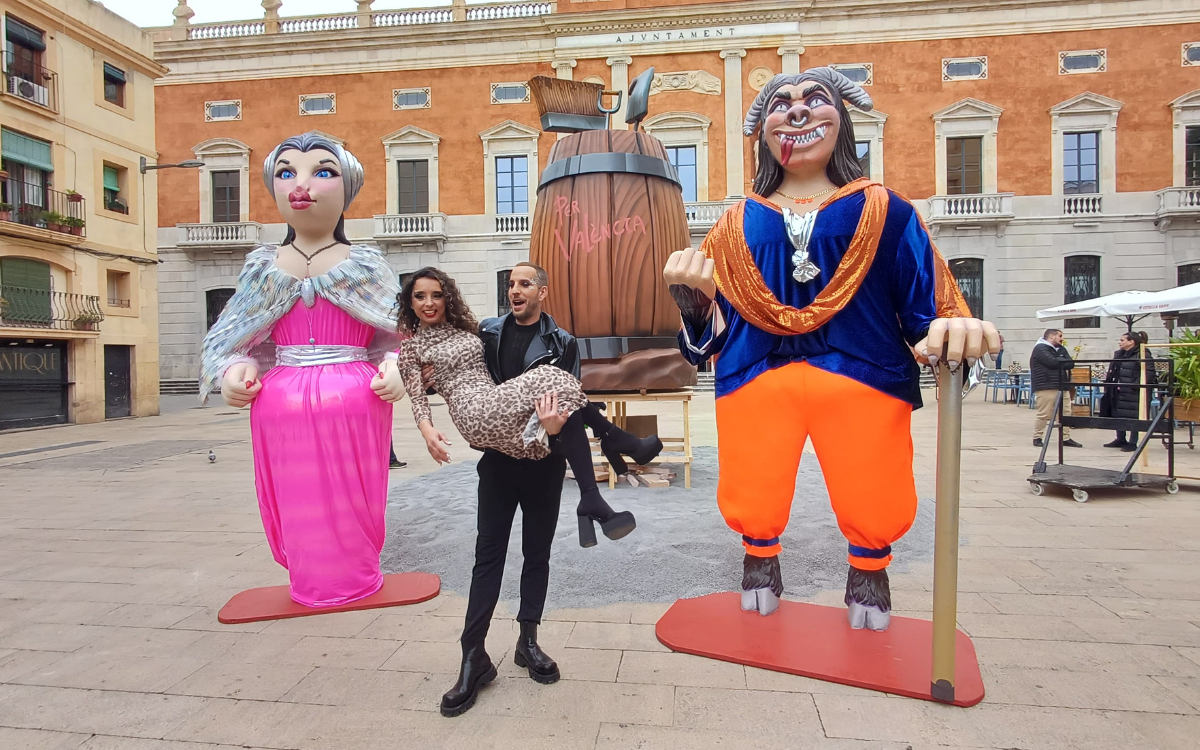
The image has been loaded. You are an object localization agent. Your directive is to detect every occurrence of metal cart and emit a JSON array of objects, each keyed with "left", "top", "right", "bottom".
[{"left": 1028, "top": 357, "right": 1178, "bottom": 503}]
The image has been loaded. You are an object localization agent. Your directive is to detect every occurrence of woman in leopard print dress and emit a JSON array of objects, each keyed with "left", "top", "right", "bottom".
[{"left": 397, "top": 267, "right": 636, "bottom": 546}]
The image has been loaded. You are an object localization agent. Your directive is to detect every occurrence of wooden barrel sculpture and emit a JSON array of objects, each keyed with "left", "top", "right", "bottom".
[{"left": 529, "top": 130, "right": 689, "bottom": 340}]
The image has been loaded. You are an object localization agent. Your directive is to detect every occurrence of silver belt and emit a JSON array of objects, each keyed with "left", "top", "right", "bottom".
[{"left": 276, "top": 345, "right": 369, "bottom": 367}]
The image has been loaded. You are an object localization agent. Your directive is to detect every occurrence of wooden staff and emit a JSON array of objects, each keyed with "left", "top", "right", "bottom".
[{"left": 931, "top": 361, "right": 963, "bottom": 703}]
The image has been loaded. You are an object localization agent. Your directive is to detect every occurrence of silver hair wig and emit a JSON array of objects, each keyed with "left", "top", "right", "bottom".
[
  {"left": 261, "top": 131, "right": 364, "bottom": 211},
  {"left": 743, "top": 68, "right": 873, "bottom": 137}
]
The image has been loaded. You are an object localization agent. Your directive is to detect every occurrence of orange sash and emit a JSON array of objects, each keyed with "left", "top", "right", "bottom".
[{"left": 702, "top": 178, "right": 968, "bottom": 337}]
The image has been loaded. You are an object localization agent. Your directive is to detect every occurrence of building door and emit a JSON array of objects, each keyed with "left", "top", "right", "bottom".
[
  {"left": 104, "top": 345, "right": 132, "bottom": 419},
  {"left": 0, "top": 339, "right": 67, "bottom": 429}
]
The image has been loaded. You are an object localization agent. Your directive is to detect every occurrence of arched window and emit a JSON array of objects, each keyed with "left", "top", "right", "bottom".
[
  {"left": 206, "top": 288, "right": 235, "bottom": 330},
  {"left": 497, "top": 269, "right": 512, "bottom": 316},
  {"left": 1064, "top": 255, "right": 1101, "bottom": 329},
  {"left": 948, "top": 258, "right": 983, "bottom": 318}
]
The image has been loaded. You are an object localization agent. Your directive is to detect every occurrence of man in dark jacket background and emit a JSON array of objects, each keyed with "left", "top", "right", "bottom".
[{"left": 1030, "top": 328, "right": 1082, "bottom": 448}]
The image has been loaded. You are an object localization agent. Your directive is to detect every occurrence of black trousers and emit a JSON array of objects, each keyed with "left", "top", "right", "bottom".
[{"left": 460, "top": 448, "right": 565, "bottom": 649}]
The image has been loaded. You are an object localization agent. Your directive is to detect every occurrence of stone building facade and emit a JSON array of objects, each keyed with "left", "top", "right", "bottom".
[
  {"left": 0, "top": 0, "right": 164, "bottom": 428},
  {"left": 149, "top": 0, "right": 1200, "bottom": 389}
]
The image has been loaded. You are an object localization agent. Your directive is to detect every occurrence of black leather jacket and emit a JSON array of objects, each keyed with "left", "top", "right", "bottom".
[
  {"left": 1030, "top": 342, "right": 1075, "bottom": 392},
  {"left": 478, "top": 312, "right": 581, "bottom": 384}
]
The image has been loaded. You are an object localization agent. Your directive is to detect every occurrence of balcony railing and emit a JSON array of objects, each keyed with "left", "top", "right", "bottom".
[
  {"left": 1155, "top": 186, "right": 1200, "bottom": 230},
  {"left": 466, "top": 3, "right": 553, "bottom": 20},
  {"left": 177, "top": 221, "right": 263, "bottom": 248},
  {"left": 685, "top": 201, "right": 737, "bottom": 229},
  {"left": 1064, "top": 194, "right": 1103, "bottom": 216},
  {"left": 0, "top": 285, "right": 104, "bottom": 332},
  {"left": 0, "top": 180, "right": 87, "bottom": 238},
  {"left": 2, "top": 54, "right": 58, "bottom": 111},
  {"left": 373, "top": 213, "right": 447, "bottom": 251},
  {"left": 495, "top": 214, "right": 530, "bottom": 234},
  {"left": 182, "top": 3, "right": 550, "bottom": 40}
]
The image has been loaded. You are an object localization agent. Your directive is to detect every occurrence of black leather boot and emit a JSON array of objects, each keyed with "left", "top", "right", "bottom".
[
  {"left": 600, "top": 428, "right": 664, "bottom": 472},
  {"left": 440, "top": 645, "right": 497, "bottom": 717},
  {"left": 577, "top": 488, "right": 636, "bottom": 547},
  {"left": 513, "top": 622, "right": 560, "bottom": 684}
]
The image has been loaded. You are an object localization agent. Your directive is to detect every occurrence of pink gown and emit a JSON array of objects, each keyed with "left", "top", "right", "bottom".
[{"left": 249, "top": 297, "right": 392, "bottom": 607}]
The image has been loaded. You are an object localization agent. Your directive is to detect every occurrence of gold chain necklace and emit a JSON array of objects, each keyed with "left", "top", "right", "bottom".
[
  {"left": 776, "top": 186, "right": 837, "bottom": 205},
  {"left": 291, "top": 240, "right": 342, "bottom": 277}
]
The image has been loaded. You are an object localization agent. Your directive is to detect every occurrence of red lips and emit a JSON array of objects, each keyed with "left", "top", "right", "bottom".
[{"left": 288, "top": 188, "right": 314, "bottom": 210}]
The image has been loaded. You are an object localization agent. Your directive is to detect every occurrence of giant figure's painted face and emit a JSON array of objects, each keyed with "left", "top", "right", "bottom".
[
  {"left": 271, "top": 148, "right": 347, "bottom": 236},
  {"left": 761, "top": 82, "right": 842, "bottom": 172}
]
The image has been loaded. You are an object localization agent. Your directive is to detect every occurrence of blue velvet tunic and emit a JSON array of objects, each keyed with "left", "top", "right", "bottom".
[{"left": 679, "top": 193, "right": 940, "bottom": 408}]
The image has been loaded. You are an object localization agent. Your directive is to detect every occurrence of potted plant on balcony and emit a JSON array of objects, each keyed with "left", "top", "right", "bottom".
[
  {"left": 42, "top": 211, "right": 68, "bottom": 233},
  {"left": 73, "top": 310, "right": 103, "bottom": 330},
  {"left": 65, "top": 189, "right": 83, "bottom": 203},
  {"left": 16, "top": 204, "right": 40, "bottom": 225},
  {"left": 63, "top": 216, "right": 85, "bottom": 236},
  {"left": 0, "top": 202, "right": 11, "bottom": 222}
]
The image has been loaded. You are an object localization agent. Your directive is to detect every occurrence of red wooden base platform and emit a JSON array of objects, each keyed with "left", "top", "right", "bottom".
[
  {"left": 217, "top": 572, "right": 441, "bottom": 624},
  {"left": 656, "top": 593, "right": 984, "bottom": 707}
]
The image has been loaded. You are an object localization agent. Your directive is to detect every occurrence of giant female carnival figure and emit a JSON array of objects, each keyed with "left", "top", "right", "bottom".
[
  {"left": 200, "top": 131, "right": 411, "bottom": 610},
  {"left": 663, "top": 70, "right": 1000, "bottom": 630}
]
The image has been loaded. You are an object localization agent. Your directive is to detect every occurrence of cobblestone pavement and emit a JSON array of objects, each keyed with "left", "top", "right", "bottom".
[{"left": 0, "top": 391, "right": 1198, "bottom": 749}]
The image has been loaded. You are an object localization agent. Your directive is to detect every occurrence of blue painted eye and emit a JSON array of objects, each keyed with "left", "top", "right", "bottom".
[
  {"left": 277, "top": 168, "right": 296, "bottom": 179},
  {"left": 315, "top": 168, "right": 337, "bottom": 179}
]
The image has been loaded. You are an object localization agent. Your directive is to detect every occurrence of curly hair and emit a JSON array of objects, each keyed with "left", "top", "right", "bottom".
[{"left": 399, "top": 267, "right": 479, "bottom": 336}]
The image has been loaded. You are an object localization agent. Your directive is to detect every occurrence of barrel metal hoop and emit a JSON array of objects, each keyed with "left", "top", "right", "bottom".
[{"left": 538, "top": 152, "right": 682, "bottom": 189}]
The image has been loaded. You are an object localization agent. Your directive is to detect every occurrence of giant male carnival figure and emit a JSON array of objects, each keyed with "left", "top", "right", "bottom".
[{"left": 664, "top": 69, "right": 1000, "bottom": 630}]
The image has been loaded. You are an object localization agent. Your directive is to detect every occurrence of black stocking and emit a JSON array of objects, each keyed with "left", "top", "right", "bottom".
[{"left": 555, "top": 412, "right": 615, "bottom": 521}]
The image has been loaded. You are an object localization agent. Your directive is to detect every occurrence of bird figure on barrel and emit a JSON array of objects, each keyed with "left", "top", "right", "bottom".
[{"left": 526, "top": 69, "right": 697, "bottom": 394}]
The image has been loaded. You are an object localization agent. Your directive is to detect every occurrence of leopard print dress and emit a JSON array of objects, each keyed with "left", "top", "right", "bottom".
[{"left": 399, "top": 323, "right": 588, "bottom": 460}]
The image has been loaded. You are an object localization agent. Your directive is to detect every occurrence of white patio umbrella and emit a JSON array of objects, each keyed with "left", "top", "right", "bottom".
[{"left": 1037, "top": 283, "right": 1200, "bottom": 329}]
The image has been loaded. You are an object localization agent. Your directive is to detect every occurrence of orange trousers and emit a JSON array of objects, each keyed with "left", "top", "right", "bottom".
[{"left": 716, "top": 362, "right": 917, "bottom": 571}]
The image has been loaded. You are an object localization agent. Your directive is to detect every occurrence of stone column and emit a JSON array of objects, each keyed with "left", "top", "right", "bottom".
[
  {"left": 777, "top": 44, "right": 804, "bottom": 75},
  {"left": 721, "top": 49, "right": 747, "bottom": 198},
  {"left": 172, "top": 0, "right": 194, "bottom": 40},
  {"left": 356, "top": 0, "right": 374, "bottom": 27},
  {"left": 262, "top": 0, "right": 281, "bottom": 34},
  {"left": 451, "top": 0, "right": 467, "bottom": 22},
  {"left": 607, "top": 56, "right": 633, "bottom": 130},
  {"left": 552, "top": 58, "right": 576, "bottom": 80}
]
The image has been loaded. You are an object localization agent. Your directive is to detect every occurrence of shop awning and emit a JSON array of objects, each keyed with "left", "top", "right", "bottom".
[{"left": 1, "top": 128, "right": 53, "bottom": 172}]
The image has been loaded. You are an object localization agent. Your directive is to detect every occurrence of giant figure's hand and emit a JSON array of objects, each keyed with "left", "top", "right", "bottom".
[
  {"left": 371, "top": 359, "right": 405, "bottom": 403},
  {"left": 222, "top": 362, "right": 261, "bottom": 408},
  {"left": 664, "top": 247, "right": 717, "bottom": 311},
  {"left": 915, "top": 318, "right": 1002, "bottom": 369}
]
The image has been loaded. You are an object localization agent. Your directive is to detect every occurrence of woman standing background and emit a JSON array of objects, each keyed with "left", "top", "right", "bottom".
[{"left": 1102, "top": 331, "right": 1157, "bottom": 452}]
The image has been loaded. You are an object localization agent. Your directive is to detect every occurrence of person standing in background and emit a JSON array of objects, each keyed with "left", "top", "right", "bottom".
[{"left": 1030, "top": 328, "right": 1081, "bottom": 448}]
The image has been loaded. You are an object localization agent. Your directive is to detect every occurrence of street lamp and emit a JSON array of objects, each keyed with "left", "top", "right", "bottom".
[{"left": 139, "top": 157, "right": 205, "bottom": 174}]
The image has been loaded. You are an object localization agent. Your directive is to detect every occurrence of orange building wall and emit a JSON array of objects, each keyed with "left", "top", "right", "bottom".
[
  {"left": 803, "top": 23, "right": 1200, "bottom": 198},
  {"left": 155, "top": 21, "right": 1200, "bottom": 228},
  {"left": 155, "top": 62, "right": 558, "bottom": 226}
]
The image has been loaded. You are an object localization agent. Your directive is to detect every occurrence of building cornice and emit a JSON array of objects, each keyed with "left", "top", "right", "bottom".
[
  {"left": 12, "top": 0, "right": 167, "bottom": 79},
  {"left": 151, "top": 0, "right": 1200, "bottom": 87}
]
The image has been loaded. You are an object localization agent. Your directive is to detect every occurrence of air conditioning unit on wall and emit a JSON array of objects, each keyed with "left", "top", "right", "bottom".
[{"left": 8, "top": 76, "right": 49, "bottom": 107}]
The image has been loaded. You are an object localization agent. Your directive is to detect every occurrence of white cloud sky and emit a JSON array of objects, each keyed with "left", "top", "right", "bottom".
[{"left": 98, "top": 0, "right": 453, "bottom": 28}]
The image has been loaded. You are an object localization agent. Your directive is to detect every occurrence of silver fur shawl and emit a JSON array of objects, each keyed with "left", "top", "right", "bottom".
[{"left": 199, "top": 244, "right": 401, "bottom": 402}]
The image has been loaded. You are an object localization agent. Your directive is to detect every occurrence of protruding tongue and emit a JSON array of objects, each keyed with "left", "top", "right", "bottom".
[{"left": 780, "top": 136, "right": 794, "bottom": 165}]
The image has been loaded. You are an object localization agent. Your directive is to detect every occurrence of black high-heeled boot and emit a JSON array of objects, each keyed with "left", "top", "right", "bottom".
[
  {"left": 440, "top": 645, "right": 497, "bottom": 717},
  {"left": 577, "top": 487, "right": 636, "bottom": 548},
  {"left": 581, "top": 403, "right": 664, "bottom": 474},
  {"left": 514, "top": 622, "right": 560, "bottom": 684}
]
